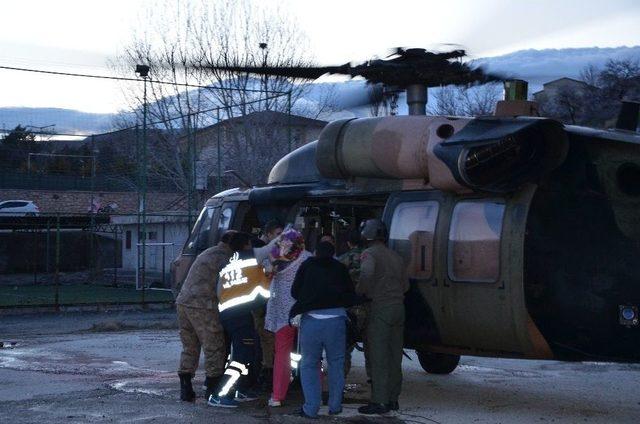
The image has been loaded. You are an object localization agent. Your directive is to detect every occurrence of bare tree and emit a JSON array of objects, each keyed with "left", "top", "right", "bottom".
[
  {"left": 541, "top": 58, "right": 640, "bottom": 127},
  {"left": 368, "top": 84, "right": 388, "bottom": 117},
  {"left": 429, "top": 85, "right": 460, "bottom": 115},
  {"left": 538, "top": 86, "right": 584, "bottom": 124},
  {"left": 458, "top": 83, "right": 501, "bottom": 117},
  {"left": 429, "top": 83, "right": 500, "bottom": 116},
  {"left": 111, "top": 0, "right": 332, "bottom": 194}
]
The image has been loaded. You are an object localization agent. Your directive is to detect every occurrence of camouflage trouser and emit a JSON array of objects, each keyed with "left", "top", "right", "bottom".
[
  {"left": 177, "top": 304, "right": 226, "bottom": 377},
  {"left": 252, "top": 306, "right": 275, "bottom": 369}
]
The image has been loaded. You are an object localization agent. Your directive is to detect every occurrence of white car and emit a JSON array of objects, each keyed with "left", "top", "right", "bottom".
[{"left": 0, "top": 200, "right": 40, "bottom": 216}]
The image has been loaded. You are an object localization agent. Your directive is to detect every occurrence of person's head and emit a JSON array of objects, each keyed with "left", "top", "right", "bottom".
[
  {"left": 347, "top": 229, "right": 363, "bottom": 249},
  {"left": 270, "top": 228, "right": 306, "bottom": 265},
  {"left": 263, "top": 220, "right": 284, "bottom": 242},
  {"left": 315, "top": 240, "right": 335, "bottom": 260},
  {"left": 320, "top": 234, "right": 335, "bottom": 246},
  {"left": 220, "top": 230, "right": 238, "bottom": 245},
  {"left": 228, "top": 232, "right": 252, "bottom": 252},
  {"left": 360, "top": 219, "right": 387, "bottom": 243}
]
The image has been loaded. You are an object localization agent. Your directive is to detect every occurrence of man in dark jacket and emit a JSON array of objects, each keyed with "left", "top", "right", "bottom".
[{"left": 290, "top": 241, "right": 357, "bottom": 418}]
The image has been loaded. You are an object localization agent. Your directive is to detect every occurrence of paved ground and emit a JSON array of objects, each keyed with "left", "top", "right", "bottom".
[{"left": 1, "top": 310, "right": 639, "bottom": 423}]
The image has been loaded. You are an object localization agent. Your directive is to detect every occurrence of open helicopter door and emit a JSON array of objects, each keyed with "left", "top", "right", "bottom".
[{"left": 384, "top": 186, "right": 552, "bottom": 359}]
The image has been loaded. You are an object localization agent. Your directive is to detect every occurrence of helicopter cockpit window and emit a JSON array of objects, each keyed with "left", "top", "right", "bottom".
[
  {"left": 448, "top": 201, "right": 505, "bottom": 283},
  {"left": 184, "top": 207, "right": 215, "bottom": 255},
  {"left": 389, "top": 201, "right": 439, "bottom": 279},
  {"left": 218, "top": 207, "right": 233, "bottom": 232}
]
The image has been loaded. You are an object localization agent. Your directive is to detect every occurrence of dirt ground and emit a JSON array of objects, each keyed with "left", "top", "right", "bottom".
[{"left": 1, "top": 310, "right": 639, "bottom": 423}]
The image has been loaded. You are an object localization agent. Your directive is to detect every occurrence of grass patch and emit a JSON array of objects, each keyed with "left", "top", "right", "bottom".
[{"left": 0, "top": 284, "right": 173, "bottom": 307}]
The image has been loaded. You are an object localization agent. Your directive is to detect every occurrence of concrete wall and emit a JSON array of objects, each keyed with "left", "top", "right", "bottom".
[
  {"left": 0, "top": 189, "right": 183, "bottom": 214},
  {"left": 0, "top": 231, "right": 119, "bottom": 274}
]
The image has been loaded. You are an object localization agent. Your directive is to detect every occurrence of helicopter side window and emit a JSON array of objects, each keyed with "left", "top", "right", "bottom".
[
  {"left": 218, "top": 207, "right": 233, "bottom": 232},
  {"left": 183, "top": 207, "right": 215, "bottom": 255},
  {"left": 389, "top": 201, "right": 439, "bottom": 279},
  {"left": 448, "top": 201, "right": 505, "bottom": 283}
]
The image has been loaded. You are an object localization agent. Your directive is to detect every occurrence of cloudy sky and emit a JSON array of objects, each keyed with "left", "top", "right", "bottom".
[{"left": 0, "top": 0, "right": 638, "bottom": 113}]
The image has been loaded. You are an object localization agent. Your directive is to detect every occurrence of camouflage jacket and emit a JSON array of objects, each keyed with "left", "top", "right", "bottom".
[
  {"left": 338, "top": 247, "right": 364, "bottom": 287},
  {"left": 357, "top": 243, "right": 408, "bottom": 306},
  {"left": 176, "top": 242, "right": 232, "bottom": 310}
]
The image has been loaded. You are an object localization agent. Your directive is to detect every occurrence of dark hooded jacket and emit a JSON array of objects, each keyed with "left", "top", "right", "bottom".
[{"left": 289, "top": 256, "right": 357, "bottom": 318}]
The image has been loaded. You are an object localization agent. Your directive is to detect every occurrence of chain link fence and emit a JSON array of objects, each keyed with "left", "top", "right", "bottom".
[{"left": 0, "top": 212, "right": 191, "bottom": 309}]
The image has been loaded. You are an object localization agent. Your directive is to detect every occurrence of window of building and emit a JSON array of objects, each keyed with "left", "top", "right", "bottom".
[
  {"left": 148, "top": 231, "right": 157, "bottom": 241},
  {"left": 448, "top": 201, "right": 505, "bottom": 283},
  {"left": 389, "top": 201, "right": 439, "bottom": 279},
  {"left": 125, "top": 231, "right": 131, "bottom": 250}
]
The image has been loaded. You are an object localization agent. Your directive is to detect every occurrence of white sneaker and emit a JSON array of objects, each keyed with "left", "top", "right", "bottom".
[{"left": 268, "top": 397, "right": 282, "bottom": 407}]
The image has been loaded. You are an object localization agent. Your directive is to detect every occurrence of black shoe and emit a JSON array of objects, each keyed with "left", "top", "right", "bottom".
[
  {"left": 204, "top": 375, "right": 222, "bottom": 401},
  {"left": 178, "top": 373, "right": 196, "bottom": 402},
  {"left": 387, "top": 401, "right": 399, "bottom": 411},
  {"left": 358, "top": 403, "right": 389, "bottom": 414},
  {"left": 321, "top": 391, "right": 329, "bottom": 406},
  {"left": 329, "top": 408, "right": 342, "bottom": 415},
  {"left": 292, "top": 408, "right": 318, "bottom": 419},
  {"left": 257, "top": 368, "right": 273, "bottom": 392}
]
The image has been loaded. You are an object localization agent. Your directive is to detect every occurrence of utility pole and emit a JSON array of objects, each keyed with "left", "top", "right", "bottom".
[
  {"left": 259, "top": 43, "right": 268, "bottom": 110},
  {"left": 217, "top": 108, "right": 222, "bottom": 192},
  {"left": 287, "top": 91, "right": 292, "bottom": 152},
  {"left": 136, "top": 64, "right": 150, "bottom": 294}
]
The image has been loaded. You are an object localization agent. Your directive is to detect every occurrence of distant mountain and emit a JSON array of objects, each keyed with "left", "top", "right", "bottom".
[
  {"left": 474, "top": 46, "right": 640, "bottom": 93},
  {"left": 1, "top": 46, "right": 638, "bottom": 132},
  {"left": 0, "top": 107, "right": 116, "bottom": 135}
]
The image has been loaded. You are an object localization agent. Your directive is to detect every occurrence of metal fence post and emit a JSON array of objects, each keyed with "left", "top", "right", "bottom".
[
  {"left": 45, "top": 218, "right": 50, "bottom": 274},
  {"left": 32, "top": 229, "right": 37, "bottom": 285},
  {"left": 113, "top": 228, "right": 118, "bottom": 288},
  {"left": 162, "top": 219, "right": 166, "bottom": 287},
  {"left": 217, "top": 108, "right": 222, "bottom": 192},
  {"left": 54, "top": 214, "right": 60, "bottom": 310}
]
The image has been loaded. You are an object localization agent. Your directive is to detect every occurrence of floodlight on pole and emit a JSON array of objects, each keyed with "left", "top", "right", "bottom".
[
  {"left": 135, "top": 64, "right": 150, "bottom": 294},
  {"left": 135, "top": 65, "right": 150, "bottom": 78}
]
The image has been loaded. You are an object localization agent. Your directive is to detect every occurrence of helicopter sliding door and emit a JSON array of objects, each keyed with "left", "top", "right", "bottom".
[
  {"left": 385, "top": 186, "right": 552, "bottom": 358},
  {"left": 383, "top": 191, "right": 448, "bottom": 349},
  {"left": 437, "top": 186, "right": 552, "bottom": 358}
]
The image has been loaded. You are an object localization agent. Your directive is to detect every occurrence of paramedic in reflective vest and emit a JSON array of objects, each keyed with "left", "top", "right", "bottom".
[
  {"left": 208, "top": 232, "right": 272, "bottom": 408},
  {"left": 357, "top": 219, "right": 409, "bottom": 415},
  {"left": 175, "top": 230, "right": 236, "bottom": 402}
]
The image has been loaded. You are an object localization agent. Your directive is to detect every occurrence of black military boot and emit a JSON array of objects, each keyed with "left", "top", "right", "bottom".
[
  {"left": 204, "top": 375, "right": 222, "bottom": 402},
  {"left": 257, "top": 367, "right": 273, "bottom": 392},
  {"left": 387, "top": 401, "right": 399, "bottom": 411},
  {"left": 179, "top": 373, "right": 196, "bottom": 402},
  {"left": 358, "top": 402, "right": 389, "bottom": 414}
]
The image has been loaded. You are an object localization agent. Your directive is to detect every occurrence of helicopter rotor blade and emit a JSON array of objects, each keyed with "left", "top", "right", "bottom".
[{"left": 201, "top": 64, "right": 351, "bottom": 80}]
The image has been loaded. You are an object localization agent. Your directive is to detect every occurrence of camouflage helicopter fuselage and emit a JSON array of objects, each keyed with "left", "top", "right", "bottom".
[{"left": 176, "top": 114, "right": 640, "bottom": 364}]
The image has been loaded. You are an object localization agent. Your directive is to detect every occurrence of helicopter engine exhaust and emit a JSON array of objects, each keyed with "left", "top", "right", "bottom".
[{"left": 316, "top": 116, "right": 568, "bottom": 193}]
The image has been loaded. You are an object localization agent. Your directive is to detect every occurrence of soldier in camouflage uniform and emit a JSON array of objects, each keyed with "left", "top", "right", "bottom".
[
  {"left": 176, "top": 231, "right": 235, "bottom": 402},
  {"left": 357, "top": 219, "right": 408, "bottom": 415},
  {"left": 339, "top": 229, "right": 369, "bottom": 378}
]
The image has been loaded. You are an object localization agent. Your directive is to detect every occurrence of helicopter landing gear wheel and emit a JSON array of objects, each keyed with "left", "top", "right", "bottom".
[{"left": 416, "top": 351, "right": 460, "bottom": 374}]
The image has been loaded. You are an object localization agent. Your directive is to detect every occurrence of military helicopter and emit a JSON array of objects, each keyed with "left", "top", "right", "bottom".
[{"left": 172, "top": 47, "right": 640, "bottom": 374}]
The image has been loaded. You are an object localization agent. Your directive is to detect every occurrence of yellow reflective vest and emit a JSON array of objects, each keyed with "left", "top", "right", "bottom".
[{"left": 217, "top": 250, "right": 272, "bottom": 314}]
